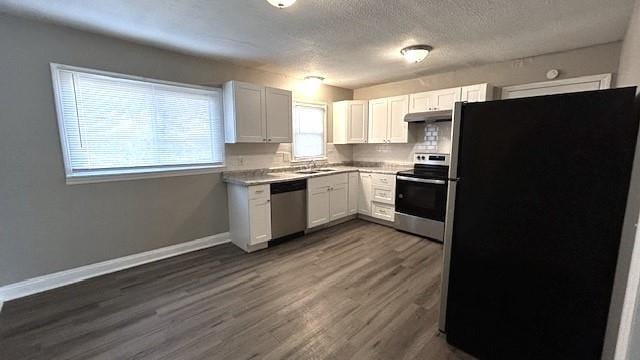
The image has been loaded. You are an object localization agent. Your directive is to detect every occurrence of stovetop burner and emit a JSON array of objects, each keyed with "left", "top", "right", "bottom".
[{"left": 397, "top": 153, "right": 450, "bottom": 180}]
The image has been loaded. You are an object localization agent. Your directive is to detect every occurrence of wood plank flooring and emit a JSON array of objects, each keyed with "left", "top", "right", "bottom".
[{"left": 0, "top": 220, "right": 473, "bottom": 360}]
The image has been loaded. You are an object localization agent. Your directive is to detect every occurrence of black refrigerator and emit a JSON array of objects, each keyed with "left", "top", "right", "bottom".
[{"left": 439, "top": 87, "right": 639, "bottom": 359}]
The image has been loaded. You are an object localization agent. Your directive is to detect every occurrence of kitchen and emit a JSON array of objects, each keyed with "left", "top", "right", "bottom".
[{"left": 1, "top": 1, "right": 640, "bottom": 359}]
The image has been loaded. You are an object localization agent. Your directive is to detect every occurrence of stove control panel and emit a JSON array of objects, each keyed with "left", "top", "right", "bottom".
[{"left": 414, "top": 153, "right": 450, "bottom": 166}]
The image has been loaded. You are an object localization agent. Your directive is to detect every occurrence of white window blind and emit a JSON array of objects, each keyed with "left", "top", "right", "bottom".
[
  {"left": 51, "top": 64, "right": 224, "bottom": 183},
  {"left": 292, "top": 102, "right": 326, "bottom": 160}
]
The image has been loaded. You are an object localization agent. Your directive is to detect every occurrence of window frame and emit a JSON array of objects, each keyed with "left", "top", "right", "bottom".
[
  {"left": 291, "top": 100, "right": 328, "bottom": 162},
  {"left": 50, "top": 63, "right": 225, "bottom": 185}
]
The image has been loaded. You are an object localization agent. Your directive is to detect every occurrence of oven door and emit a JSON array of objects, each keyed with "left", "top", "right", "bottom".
[{"left": 395, "top": 176, "right": 447, "bottom": 221}]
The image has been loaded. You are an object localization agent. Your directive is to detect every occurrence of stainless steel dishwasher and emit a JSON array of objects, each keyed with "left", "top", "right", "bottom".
[{"left": 270, "top": 180, "right": 307, "bottom": 241}]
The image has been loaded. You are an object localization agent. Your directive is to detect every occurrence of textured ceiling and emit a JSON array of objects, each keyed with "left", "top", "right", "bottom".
[{"left": 0, "top": 0, "right": 634, "bottom": 88}]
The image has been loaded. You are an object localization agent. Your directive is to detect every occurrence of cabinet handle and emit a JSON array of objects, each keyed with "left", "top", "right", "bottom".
[
  {"left": 266, "top": 199, "right": 271, "bottom": 203},
  {"left": 267, "top": 138, "right": 272, "bottom": 142},
  {"left": 263, "top": 138, "right": 267, "bottom": 142},
  {"left": 255, "top": 190, "right": 264, "bottom": 193}
]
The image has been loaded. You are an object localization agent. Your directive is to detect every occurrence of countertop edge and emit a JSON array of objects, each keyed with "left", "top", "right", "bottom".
[{"left": 223, "top": 167, "right": 409, "bottom": 186}]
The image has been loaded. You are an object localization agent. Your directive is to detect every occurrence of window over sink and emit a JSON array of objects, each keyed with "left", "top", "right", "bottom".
[{"left": 292, "top": 101, "right": 326, "bottom": 161}]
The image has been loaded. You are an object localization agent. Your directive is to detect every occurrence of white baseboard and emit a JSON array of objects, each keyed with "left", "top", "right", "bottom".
[{"left": 0, "top": 232, "right": 230, "bottom": 303}]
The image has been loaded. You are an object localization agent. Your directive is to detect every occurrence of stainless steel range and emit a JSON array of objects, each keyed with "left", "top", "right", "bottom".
[{"left": 394, "top": 153, "right": 450, "bottom": 242}]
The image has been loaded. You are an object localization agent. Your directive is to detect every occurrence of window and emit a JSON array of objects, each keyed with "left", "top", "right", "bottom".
[
  {"left": 50, "top": 63, "right": 224, "bottom": 184},
  {"left": 292, "top": 102, "right": 326, "bottom": 161}
]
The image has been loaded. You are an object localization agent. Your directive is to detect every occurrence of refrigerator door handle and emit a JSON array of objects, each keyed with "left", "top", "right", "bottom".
[{"left": 439, "top": 101, "right": 464, "bottom": 333}]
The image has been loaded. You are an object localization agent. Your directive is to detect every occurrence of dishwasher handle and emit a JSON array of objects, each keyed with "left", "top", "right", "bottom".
[{"left": 270, "top": 180, "right": 307, "bottom": 194}]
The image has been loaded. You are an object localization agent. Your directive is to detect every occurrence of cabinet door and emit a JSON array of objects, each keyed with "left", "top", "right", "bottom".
[
  {"left": 346, "top": 101, "right": 368, "bottom": 143},
  {"left": 368, "top": 98, "right": 389, "bottom": 143},
  {"left": 372, "top": 202, "right": 395, "bottom": 222},
  {"left": 308, "top": 185, "right": 331, "bottom": 228},
  {"left": 387, "top": 95, "right": 409, "bottom": 143},
  {"left": 409, "top": 91, "right": 434, "bottom": 113},
  {"left": 330, "top": 182, "right": 348, "bottom": 221},
  {"left": 265, "top": 87, "right": 292, "bottom": 143},
  {"left": 461, "top": 84, "right": 491, "bottom": 103},
  {"left": 431, "top": 87, "right": 462, "bottom": 111},
  {"left": 249, "top": 197, "right": 271, "bottom": 245},
  {"left": 235, "top": 82, "right": 267, "bottom": 143},
  {"left": 348, "top": 172, "right": 358, "bottom": 215},
  {"left": 358, "top": 173, "right": 373, "bottom": 215}
]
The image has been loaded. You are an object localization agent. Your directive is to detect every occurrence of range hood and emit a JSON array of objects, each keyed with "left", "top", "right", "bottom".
[{"left": 404, "top": 109, "right": 452, "bottom": 123}]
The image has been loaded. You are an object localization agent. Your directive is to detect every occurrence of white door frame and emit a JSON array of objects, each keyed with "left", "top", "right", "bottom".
[{"left": 500, "top": 73, "right": 612, "bottom": 99}]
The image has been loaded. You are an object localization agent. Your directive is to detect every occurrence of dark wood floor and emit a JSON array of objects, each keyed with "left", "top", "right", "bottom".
[{"left": 0, "top": 220, "right": 472, "bottom": 360}]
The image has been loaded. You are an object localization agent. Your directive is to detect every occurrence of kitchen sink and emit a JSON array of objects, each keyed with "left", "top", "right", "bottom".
[
  {"left": 295, "top": 170, "right": 320, "bottom": 174},
  {"left": 316, "top": 168, "right": 336, "bottom": 172}
]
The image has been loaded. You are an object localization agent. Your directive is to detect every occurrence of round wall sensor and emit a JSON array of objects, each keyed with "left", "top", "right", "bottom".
[{"left": 546, "top": 69, "right": 560, "bottom": 80}]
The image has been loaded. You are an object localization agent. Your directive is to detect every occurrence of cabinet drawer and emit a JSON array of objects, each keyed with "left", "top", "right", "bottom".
[
  {"left": 248, "top": 185, "right": 270, "bottom": 199},
  {"left": 372, "top": 174, "right": 395, "bottom": 187},
  {"left": 373, "top": 186, "right": 394, "bottom": 205},
  {"left": 308, "top": 173, "right": 348, "bottom": 189},
  {"left": 372, "top": 202, "right": 395, "bottom": 222}
]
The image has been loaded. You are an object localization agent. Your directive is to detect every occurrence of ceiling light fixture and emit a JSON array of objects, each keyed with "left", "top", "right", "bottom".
[
  {"left": 400, "top": 45, "right": 433, "bottom": 63},
  {"left": 267, "top": 0, "right": 297, "bottom": 8},
  {"left": 304, "top": 76, "right": 325, "bottom": 86}
]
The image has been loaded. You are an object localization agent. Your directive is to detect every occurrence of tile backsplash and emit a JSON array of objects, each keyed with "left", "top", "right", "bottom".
[
  {"left": 223, "top": 122, "right": 451, "bottom": 170},
  {"left": 225, "top": 143, "right": 352, "bottom": 171},
  {"left": 352, "top": 122, "right": 452, "bottom": 164}
]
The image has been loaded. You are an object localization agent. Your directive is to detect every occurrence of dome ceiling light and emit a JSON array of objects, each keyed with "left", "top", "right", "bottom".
[
  {"left": 267, "top": 0, "right": 297, "bottom": 8},
  {"left": 304, "top": 76, "right": 325, "bottom": 86},
  {"left": 400, "top": 45, "right": 433, "bottom": 63}
]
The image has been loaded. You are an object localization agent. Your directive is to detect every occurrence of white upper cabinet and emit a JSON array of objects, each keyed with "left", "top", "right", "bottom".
[
  {"left": 461, "top": 84, "right": 494, "bottom": 102},
  {"left": 224, "top": 80, "right": 292, "bottom": 143},
  {"left": 224, "top": 81, "right": 266, "bottom": 143},
  {"left": 409, "top": 91, "right": 435, "bottom": 113},
  {"left": 333, "top": 100, "right": 368, "bottom": 144},
  {"left": 408, "top": 84, "right": 491, "bottom": 113},
  {"left": 265, "top": 87, "right": 293, "bottom": 143},
  {"left": 368, "top": 98, "right": 389, "bottom": 144},
  {"left": 387, "top": 95, "right": 409, "bottom": 143},
  {"left": 410, "top": 87, "right": 461, "bottom": 113},
  {"left": 430, "top": 87, "right": 462, "bottom": 110},
  {"left": 367, "top": 95, "right": 409, "bottom": 144}
]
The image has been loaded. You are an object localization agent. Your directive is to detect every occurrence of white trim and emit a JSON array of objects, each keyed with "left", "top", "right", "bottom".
[
  {"left": 0, "top": 232, "right": 230, "bottom": 302},
  {"left": 66, "top": 164, "right": 225, "bottom": 185},
  {"left": 0, "top": 301, "right": 3, "bottom": 313},
  {"left": 501, "top": 73, "right": 612, "bottom": 99},
  {"left": 615, "top": 222, "right": 640, "bottom": 359}
]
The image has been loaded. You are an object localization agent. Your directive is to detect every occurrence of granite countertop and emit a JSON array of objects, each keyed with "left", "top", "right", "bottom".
[{"left": 223, "top": 163, "right": 412, "bottom": 186}]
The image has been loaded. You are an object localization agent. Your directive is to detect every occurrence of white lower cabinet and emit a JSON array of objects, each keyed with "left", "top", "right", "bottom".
[
  {"left": 330, "top": 182, "right": 348, "bottom": 220},
  {"left": 249, "top": 197, "right": 272, "bottom": 244},
  {"left": 348, "top": 172, "right": 358, "bottom": 215},
  {"left": 307, "top": 173, "right": 349, "bottom": 228},
  {"left": 372, "top": 202, "right": 394, "bottom": 222},
  {"left": 308, "top": 184, "right": 331, "bottom": 227},
  {"left": 228, "top": 184, "right": 272, "bottom": 252},
  {"left": 358, "top": 173, "right": 373, "bottom": 215},
  {"left": 370, "top": 173, "right": 396, "bottom": 222}
]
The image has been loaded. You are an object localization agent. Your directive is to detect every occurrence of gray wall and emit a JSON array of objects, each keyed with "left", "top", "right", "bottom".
[
  {"left": 0, "top": 14, "right": 352, "bottom": 287},
  {"left": 354, "top": 42, "right": 622, "bottom": 100}
]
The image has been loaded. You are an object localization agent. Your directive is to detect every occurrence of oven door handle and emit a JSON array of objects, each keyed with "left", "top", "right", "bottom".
[{"left": 396, "top": 176, "right": 446, "bottom": 185}]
